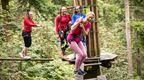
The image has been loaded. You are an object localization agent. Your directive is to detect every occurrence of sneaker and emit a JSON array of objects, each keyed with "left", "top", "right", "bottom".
[
  {"left": 79, "top": 69, "right": 87, "bottom": 75},
  {"left": 60, "top": 55, "right": 69, "bottom": 60},
  {"left": 23, "top": 56, "right": 31, "bottom": 59},
  {"left": 74, "top": 69, "right": 87, "bottom": 75},
  {"left": 19, "top": 52, "right": 24, "bottom": 58}
]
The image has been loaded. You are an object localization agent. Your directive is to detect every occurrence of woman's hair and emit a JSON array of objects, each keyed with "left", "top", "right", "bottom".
[
  {"left": 74, "top": 6, "right": 81, "bottom": 14},
  {"left": 59, "top": 7, "right": 67, "bottom": 15},
  {"left": 86, "top": 11, "right": 95, "bottom": 17},
  {"left": 26, "top": 9, "right": 30, "bottom": 15},
  {"left": 26, "top": 9, "right": 33, "bottom": 19}
]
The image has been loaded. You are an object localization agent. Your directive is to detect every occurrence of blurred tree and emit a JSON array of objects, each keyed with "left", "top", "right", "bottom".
[{"left": 124, "top": 0, "right": 133, "bottom": 77}]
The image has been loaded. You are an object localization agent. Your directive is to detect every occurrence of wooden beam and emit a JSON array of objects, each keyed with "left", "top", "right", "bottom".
[
  {"left": 0, "top": 58, "right": 53, "bottom": 61},
  {"left": 95, "top": 0, "right": 100, "bottom": 57},
  {"left": 91, "top": 0, "right": 97, "bottom": 57},
  {"left": 84, "top": 63, "right": 101, "bottom": 66},
  {"left": 73, "top": 0, "right": 78, "bottom": 6},
  {"left": 79, "top": 0, "right": 83, "bottom": 6}
]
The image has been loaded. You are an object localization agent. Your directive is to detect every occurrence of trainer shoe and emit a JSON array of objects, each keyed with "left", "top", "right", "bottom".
[
  {"left": 74, "top": 69, "right": 87, "bottom": 75},
  {"left": 19, "top": 52, "right": 24, "bottom": 58},
  {"left": 23, "top": 56, "right": 31, "bottom": 59}
]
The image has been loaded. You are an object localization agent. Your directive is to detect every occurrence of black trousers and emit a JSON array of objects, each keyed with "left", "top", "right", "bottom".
[
  {"left": 58, "top": 30, "right": 69, "bottom": 52},
  {"left": 22, "top": 31, "right": 32, "bottom": 48}
]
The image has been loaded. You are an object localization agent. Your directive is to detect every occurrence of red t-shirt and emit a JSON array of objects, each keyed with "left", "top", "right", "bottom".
[
  {"left": 22, "top": 17, "right": 37, "bottom": 32},
  {"left": 54, "top": 14, "right": 71, "bottom": 34}
]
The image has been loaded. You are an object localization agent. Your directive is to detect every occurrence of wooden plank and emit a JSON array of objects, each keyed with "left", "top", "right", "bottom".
[
  {"left": 79, "top": 0, "right": 83, "bottom": 6},
  {"left": 85, "top": 0, "right": 88, "bottom": 6},
  {"left": 62, "top": 58, "right": 99, "bottom": 64},
  {"left": 84, "top": 63, "right": 101, "bottom": 66},
  {"left": 73, "top": 0, "right": 78, "bottom": 6},
  {"left": 91, "top": 0, "right": 97, "bottom": 57},
  {"left": 97, "top": 75, "right": 107, "bottom": 80},
  {"left": 0, "top": 58, "right": 53, "bottom": 61},
  {"left": 84, "top": 60, "right": 99, "bottom": 63},
  {"left": 86, "top": 57, "right": 100, "bottom": 60},
  {"left": 88, "top": 0, "right": 93, "bottom": 57},
  {"left": 94, "top": 0, "right": 100, "bottom": 57},
  {"left": 85, "top": 78, "right": 97, "bottom": 80},
  {"left": 62, "top": 53, "right": 117, "bottom": 63},
  {"left": 87, "top": 33, "right": 92, "bottom": 57},
  {"left": 100, "top": 53, "right": 118, "bottom": 61}
]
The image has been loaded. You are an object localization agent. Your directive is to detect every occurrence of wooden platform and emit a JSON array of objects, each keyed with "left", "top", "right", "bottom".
[
  {"left": 63, "top": 53, "right": 117, "bottom": 64},
  {"left": 100, "top": 53, "right": 118, "bottom": 61},
  {"left": 61, "top": 53, "right": 117, "bottom": 69}
]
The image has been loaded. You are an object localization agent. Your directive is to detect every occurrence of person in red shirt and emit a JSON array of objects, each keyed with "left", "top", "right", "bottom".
[
  {"left": 54, "top": 7, "right": 71, "bottom": 59},
  {"left": 19, "top": 10, "right": 39, "bottom": 59}
]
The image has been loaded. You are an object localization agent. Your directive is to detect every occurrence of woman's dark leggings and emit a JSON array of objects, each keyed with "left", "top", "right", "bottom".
[
  {"left": 59, "top": 30, "right": 69, "bottom": 52},
  {"left": 22, "top": 32, "right": 32, "bottom": 48}
]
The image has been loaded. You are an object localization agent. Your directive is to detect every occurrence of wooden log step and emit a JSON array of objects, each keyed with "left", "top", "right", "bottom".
[
  {"left": 84, "top": 59, "right": 99, "bottom": 63},
  {"left": 86, "top": 57, "right": 100, "bottom": 60},
  {"left": 84, "top": 63, "right": 101, "bottom": 66},
  {"left": 100, "top": 53, "right": 117, "bottom": 61}
]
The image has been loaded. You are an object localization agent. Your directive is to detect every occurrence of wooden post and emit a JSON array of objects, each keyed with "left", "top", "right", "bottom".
[
  {"left": 94, "top": 0, "right": 100, "bottom": 57},
  {"left": 124, "top": 0, "right": 133, "bottom": 76},
  {"left": 84, "top": 0, "right": 100, "bottom": 79},
  {"left": 79, "top": 0, "right": 82, "bottom": 6},
  {"left": 73, "top": 0, "right": 78, "bottom": 6}
]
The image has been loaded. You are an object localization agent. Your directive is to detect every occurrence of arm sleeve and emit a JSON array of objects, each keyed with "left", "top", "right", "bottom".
[
  {"left": 69, "top": 14, "right": 71, "bottom": 21},
  {"left": 83, "top": 14, "right": 86, "bottom": 18},
  {"left": 24, "top": 18, "right": 37, "bottom": 26},
  {"left": 83, "top": 22, "right": 91, "bottom": 35},
  {"left": 21, "top": 21, "right": 24, "bottom": 30},
  {"left": 54, "top": 16, "right": 60, "bottom": 35},
  {"left": 71, "top": 15, "right": 76, "bottom": 24},
  {"left": 85, "top": 22, "right": 91, "bottom": 30}
]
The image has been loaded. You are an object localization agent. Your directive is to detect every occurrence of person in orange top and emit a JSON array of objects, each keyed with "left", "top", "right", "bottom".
[
  {"left": 19, "top": 9, "right": 40, "bottom": 59},
  {"left": 54, "top": 7, "right": 71, "bottom": 59}
]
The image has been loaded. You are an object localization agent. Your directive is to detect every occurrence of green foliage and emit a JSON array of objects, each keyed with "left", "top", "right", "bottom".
[
  {"left": 0, "top": 20, "right": 74, "bottom": 80},
  {"left": 98, "top": 0, "right": 124, "bottom": 27},
  {"left": 52, "top": 0, "right": 67, "bottom": 5},
  {"left": 0, "top": 0, "right": 144, "bottom": 80},
  {"left": 0, "top": 60, "right": 74, "bottom": 80},
  {"left": 130, "top": 1, "right": 144, "bottom": 79},
  {"left": 131, "top": 0, "right": 144, "bottom": 20},
  {"left": 131, "top": 21, "right": 144, "bottom": 32},
  {"left": 24, "top": 60, "right": 74, "bottom": 80}
]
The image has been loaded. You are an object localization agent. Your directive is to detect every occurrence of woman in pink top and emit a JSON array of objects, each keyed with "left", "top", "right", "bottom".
[{"left": 67, "top": 12, "right": 95, "bottom": 75}]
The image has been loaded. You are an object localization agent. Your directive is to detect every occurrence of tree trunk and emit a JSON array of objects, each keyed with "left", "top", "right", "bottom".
[
  {"left": 1, "top": 0, "right": 9, "bottom": 10},
  {"left": 1, "top": 0, "right": 9, "bottom": 41},
  {"left": 124, "top": 0, "right": 133, "bottom": 77}
]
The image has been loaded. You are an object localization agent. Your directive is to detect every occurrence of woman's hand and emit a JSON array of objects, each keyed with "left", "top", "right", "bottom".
[
  {"left": 71, "top": 17, "right": 83, "bottom": 30},
  {"left": 36, "top": 21, "right": 44, "bottom": 27},
  {"left": 79, "top": 23, "right": 84, "bottom": 28}
]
